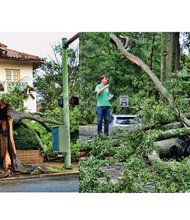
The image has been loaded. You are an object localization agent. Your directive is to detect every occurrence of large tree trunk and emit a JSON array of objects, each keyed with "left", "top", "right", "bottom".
[
  {"left": 148, "top": 138, "right": 184, "bottom": 163},
  {"left": 160, "top": 32, "right": 180, "bottom": 82},
  {"left": 0, "top": 101, "right": 17, "bottom": 172},
  {"left": 0, "top": 99, "right": 63, "bottom": 177},
  {"left": 153, "top": 127, "right": 190, "bottom": 141},
  {"left": 147, "top": 32, "right": 156, "bottom": 70}
]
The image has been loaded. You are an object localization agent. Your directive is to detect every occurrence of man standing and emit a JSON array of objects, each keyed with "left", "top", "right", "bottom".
[{"left": 95, "top": 75, "right": 111, "bottom": 136}]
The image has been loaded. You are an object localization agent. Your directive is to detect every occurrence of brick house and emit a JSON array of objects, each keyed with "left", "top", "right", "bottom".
[{"left": 0, "top": 42, "right": 43, "bottom": 112}]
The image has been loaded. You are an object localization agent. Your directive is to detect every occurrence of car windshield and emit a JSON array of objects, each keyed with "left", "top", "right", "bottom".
[{"left": 115, "top": 117, "right": 136, "bottom": 125}]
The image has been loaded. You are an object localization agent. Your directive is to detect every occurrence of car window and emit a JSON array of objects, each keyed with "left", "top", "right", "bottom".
[{"left": 115, "top": 117, "right": 136, "bottom": 125}]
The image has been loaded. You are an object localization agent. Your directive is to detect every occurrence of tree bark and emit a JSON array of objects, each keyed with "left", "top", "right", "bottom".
[
  {"left": 0, "top": 101, "right": 63, "bottom": 176},
  {"left": 160, "top": 32, "right": 180, "bottom": 82},
  {"left": 148, "top": 137, "right": 186, "bottom": 163},
  {"left": 11, "top": 108, "right": 63, "bottom": 132},
  {"left": 153, "top": 127, "right": 190, "bottom": 141},
  {"left": 0, "top": 102, "right": 16, "bottom": 171},
  {"left": 110, "top": 34, "right": 190, "bottom": 127},
  {"left": 147, "top": 32, "right": 156, "bottom": 70}
]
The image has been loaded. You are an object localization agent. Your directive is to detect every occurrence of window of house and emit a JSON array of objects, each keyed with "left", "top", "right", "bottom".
[{"left": 5, "top": 69, "right": 20, "bottom": 82}]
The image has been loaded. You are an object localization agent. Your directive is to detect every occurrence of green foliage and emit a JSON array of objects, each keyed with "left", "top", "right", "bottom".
[
  {"left": 79, "top": 158, "right": 115, "bottom": 193},
  {"left": 114, "top": 131, "right": 155, "bottom": 161},
  {"left": 34, "top": 44, "right": 79, "bottom": 138},
  {"left": 138, "top": 97, "right": 175, "bottom": 127},
  {"left": 27, "top": 121, "right": 52, "bottom": 150},
  {"left": 70, "top": 106, "right": 79, "bottom": 135},
  {"left": 25, "top": 121, "right": 79, "bottom": 162},
  {"left": 115, "top": 158, "right": 190, "bottom": 193},
  {"left": 85, "top": 136, "right": 117, "bottom": 159},
  {"left": 80, "top": 129, "right": 190, "bottom": 192},
  {"left": 151, "top": 160, "right": 190, "bottom": 192},
  {"left": 14, "top": 125, "right": 39, "bottom": 150},
  {"left": 79, "top": 32, "right": 162, "bottom": 124},
  {"left": 34, "top": 45, "right": 79, "bottom": 113},
  {"left": 79, "top": 107, "right": 96, "bottom": 125},
  {"left": 14, "top": 121, "right": 53, "bottom": 152},
  {"left": 163, "top": 73, "right": 190, "bottom": 114},
  {"left": 71, "top": 139, "right": 79, "bottom": 162},
  {"left": 80, "top": 32, "right": 190, "bottom": 193},
  {"left": 79, "top": 32, "right": 190, "bottom": 125},
  {"left": 165, "top": 72, "right": 190, "bottom": 98},
  {"left": 0, "top": 83, "right": 29, "bottom": 110},
  {"left": 114, "top": 156, "right": 152, "bottom": 193},
  {"left": 79, "top": 131, "right": 156, "bottom": 192}
]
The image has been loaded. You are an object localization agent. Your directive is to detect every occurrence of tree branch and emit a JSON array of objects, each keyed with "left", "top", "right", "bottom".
[
  {"left": 119, "top": 35, "right": 129, "bottom": 49},
  {"left": 10, "top": 109, "right": 63, "bottom": 132},
  {"left": 22, "top": 121, "right": 45, "bottom": 150},
  {"left": 153, "top": 127, "right": 190, "bottom": 141},
  {"left": 110, "top": 34, "right": 190, "bottom": 127}
]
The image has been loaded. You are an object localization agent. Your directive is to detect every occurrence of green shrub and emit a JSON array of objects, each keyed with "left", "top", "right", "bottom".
[
  {"left": 14, "top": 125, "right": 39, "bottom": 150},
  {"left": 71, "top": 139, "right": 80, "bottom": 162}
]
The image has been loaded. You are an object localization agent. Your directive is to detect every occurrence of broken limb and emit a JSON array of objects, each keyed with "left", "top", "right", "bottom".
[{"left": 110, "top": 34, "right": 190, "bottom": 127}]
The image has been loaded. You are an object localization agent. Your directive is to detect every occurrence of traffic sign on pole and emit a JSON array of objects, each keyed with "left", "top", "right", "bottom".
[{"left": 119, "top": 95, "right": 128, "bottom": 107}]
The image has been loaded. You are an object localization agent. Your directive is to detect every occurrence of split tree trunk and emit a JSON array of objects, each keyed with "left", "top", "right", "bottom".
[
  {"left": 0, "top": 102, "right": 17, "bottom": 171},
  {"left": 0, "top": 100, "right": 63, "bottom": 176}
]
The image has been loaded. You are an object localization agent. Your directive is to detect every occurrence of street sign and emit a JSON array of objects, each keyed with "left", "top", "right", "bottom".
[{"left": 119, "top": 95, "right": 128, "bottom": 107}]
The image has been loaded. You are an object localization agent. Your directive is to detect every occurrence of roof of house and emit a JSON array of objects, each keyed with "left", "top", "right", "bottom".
[{"left": 0, "top": 42, "right": 44, "bottom": 69}]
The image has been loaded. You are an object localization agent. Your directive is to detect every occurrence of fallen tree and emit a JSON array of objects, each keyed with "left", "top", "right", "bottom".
[
  {"left": 12, "top": 108, "right": 63, "bottom": 130},
  {"left": 10, "top": 104, "right": 63, "bottom": 149},
  {"left": 110, "top": 34, "right": 190, "bottom": 127},
  {"left": 153, "top": 127, "right": 190, "bottom": 141},
  {"left": 0, "top": 99, "right": 63, "bottom": 177},
  {"left": 109, "top": 34, "right": 190, "bottom": 162}
]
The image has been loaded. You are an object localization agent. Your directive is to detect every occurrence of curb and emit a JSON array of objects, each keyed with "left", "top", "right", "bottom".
[{"left": 0, "top": 171, "right": 79, "bottom": 182}]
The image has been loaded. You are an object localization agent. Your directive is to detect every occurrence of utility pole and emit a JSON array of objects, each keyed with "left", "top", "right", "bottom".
[{"left": 62, "top": 33, "right": 79, "bottom": 169}]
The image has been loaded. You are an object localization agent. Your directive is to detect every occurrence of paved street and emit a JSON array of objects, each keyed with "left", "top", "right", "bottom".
[{"left": 0, "top": 174, "right": 79, "bottom": 192}]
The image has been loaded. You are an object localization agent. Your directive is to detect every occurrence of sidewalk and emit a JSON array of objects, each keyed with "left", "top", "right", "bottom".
[
  {"left": 0, "top": 162, "right": 79, "bottom": 182},
  {"left": 44, "top": 161, "right": 79, "bottom": 175}
]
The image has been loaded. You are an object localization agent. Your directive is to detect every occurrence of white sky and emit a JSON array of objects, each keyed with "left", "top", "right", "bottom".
[{"left": 0, "top": 32, "right": 79, "bottom": 59}]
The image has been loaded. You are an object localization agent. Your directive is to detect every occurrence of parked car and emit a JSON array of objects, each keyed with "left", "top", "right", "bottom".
[{"left": 109, "top": 114, "right": 139, "bottom": 127}]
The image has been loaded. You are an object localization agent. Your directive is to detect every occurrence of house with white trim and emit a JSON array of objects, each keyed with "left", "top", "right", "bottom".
[{"left": 0, "top": 42, "right": 43, "bottom": 112}]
